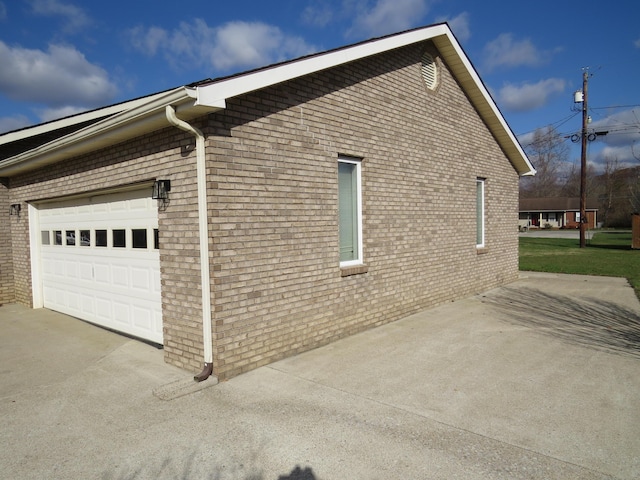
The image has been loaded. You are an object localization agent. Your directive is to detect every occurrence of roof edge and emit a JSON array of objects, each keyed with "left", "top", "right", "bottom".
[{"left": 0, "top": 88, "right": 224, "bottom": 176}]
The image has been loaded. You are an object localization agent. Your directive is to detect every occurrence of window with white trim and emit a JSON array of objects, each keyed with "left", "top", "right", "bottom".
[
  {"left": 338, "top": 157, "right": 363, "bottom": 266},
  {"left": 476, "top": 178, "right": 485, "bottom": 248}
]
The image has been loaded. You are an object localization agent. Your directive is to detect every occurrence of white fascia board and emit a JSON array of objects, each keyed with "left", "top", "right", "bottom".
[
  {"left": 196, "top": 22, "right": 535, "bottom": 177},
  {"left": 432, "top": 35, "right": 536, "bottom": 177},
  {"left": 0, "top": 90, "right": 174, "bottom": 147},
  {"left": 196, "top": 24, "right": 451, "bottom": 107},
  {"left": 0, "top": 87, "right": 224, "bottom": 176}
]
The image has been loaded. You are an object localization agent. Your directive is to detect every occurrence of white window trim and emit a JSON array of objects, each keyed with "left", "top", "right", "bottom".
[
  {"left": 339, "top": 157, "right": 363, "bottom": 267},
  {"left": 476, "top": 178, "right": 485, "bottom": 248}
]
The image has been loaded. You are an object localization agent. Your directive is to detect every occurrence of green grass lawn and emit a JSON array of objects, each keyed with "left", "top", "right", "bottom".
[{"left": 519, "top": 230, "right": 640, "bottom": 299}]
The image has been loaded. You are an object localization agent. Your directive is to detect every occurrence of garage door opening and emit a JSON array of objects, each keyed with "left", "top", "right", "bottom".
[{"left": 32, "top": 189, "right": 163, "bottom": 344}]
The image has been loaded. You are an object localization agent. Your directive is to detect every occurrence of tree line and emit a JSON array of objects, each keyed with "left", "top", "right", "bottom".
[{"left": 519, "top": 126, "right": 640, "bottom": 228}]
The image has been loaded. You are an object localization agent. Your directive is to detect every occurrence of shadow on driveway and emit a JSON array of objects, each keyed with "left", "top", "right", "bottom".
[{"left": 482, "top": 287, "right": 640, "bottom": 359}]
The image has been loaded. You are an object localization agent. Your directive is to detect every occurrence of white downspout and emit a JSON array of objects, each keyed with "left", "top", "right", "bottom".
[{"left": 165, "top": 105, "right": 213, "bottom": 382}]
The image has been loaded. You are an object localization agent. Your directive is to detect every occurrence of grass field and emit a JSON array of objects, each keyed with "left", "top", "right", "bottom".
[{"left": 519, "top": 230, "right": 640, "bottom": 299}]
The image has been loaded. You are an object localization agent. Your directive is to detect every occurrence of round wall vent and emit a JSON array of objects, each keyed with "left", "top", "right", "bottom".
[{"left": 421, "top": 52, "right": 438, "bottom": 90}]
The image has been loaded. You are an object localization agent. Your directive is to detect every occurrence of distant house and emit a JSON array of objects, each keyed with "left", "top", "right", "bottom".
[
  {"left": 519, "top": 197, "right": 598, "bottom": 230},
  {"left": 1, "top": 24, "right": 535, "bottom": 381}
]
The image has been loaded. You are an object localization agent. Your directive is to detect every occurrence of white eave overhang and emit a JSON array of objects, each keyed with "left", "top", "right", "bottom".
[
  {"left": 0, "top": 23, "right": 535, "bottom": 178},
  {"left": 0, "top": 87, "right": 225, "bottom": 176}
]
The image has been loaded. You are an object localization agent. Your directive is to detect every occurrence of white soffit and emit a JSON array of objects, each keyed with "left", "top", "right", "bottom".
[{"left": 0, "top": 90, "right": 172, "bottom": 147}]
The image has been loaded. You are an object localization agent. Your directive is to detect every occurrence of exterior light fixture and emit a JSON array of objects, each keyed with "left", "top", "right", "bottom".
[
  {"left": 10, "top": 203, "right": 21, "bottom": 216},
  {"left": 152, "top": 180, "right": 171, "bottom": 200}
]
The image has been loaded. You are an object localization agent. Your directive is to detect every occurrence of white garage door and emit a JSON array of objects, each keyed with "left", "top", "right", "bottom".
[{"left": 37, "top": 189, "right": 163, "bottom": 344}]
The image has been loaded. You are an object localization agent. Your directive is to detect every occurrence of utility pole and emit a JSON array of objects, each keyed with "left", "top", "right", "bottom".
[{"left": 579, "top": 69, "right": 589, "bottom": 248}]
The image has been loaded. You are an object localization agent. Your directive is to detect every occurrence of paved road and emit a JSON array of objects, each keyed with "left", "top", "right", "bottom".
[
  {"left": 2, "top": 272, "right": 640, "bottom": 479},
  {"left": 519, "top": 228, "right": 595, "bottom": 239}
]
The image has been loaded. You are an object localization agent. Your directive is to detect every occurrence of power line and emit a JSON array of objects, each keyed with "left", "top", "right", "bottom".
[{"left": 590, "top": 104, "right": 640, "bottom": 110}]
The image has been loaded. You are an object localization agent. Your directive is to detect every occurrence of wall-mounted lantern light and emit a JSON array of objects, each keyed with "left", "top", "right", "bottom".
[
  {"left": 10, "top": 203, "right": 21, "bottom": 216},
  {"left": 152, "top": 180, "right": 171, "bottom": 200}
]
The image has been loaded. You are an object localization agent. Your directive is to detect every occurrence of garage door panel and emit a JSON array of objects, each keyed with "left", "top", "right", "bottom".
[
  {"left": 81, "top": 296, "right": 95, "bottom": 316},
  {"left": 67, "top": 291, "right": 80, "bottom": 310},
  {"left": 131, "top": 268, "right": 151, "bottom": 290},
  {"left": 79, "top": 263, "right": 93, "bottom": 281},
  {"left": 132, "top": 306, "right": 152, "bottom": 330},
  {"left": 94, "top": 263, "right": 110, "bottom": 283},
  {"left": 65, "top": 262, "right": 79, "bottom": 278},
  {"left": 95, "top": 297, "right": 112, "bottom": 322},
  {"left": 38, "top": 190, "right": 163, "bottom": 344},
  {"left": 112, "top": 266, "right": 129, "bottom": 288},
  {"left": 112, "top": 302, "right": 131, "bottom": 326}
]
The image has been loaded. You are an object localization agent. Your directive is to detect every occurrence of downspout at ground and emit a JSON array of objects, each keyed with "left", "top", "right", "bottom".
[{"left": 165, "top": 105, "right": 213, "bottom": 382}]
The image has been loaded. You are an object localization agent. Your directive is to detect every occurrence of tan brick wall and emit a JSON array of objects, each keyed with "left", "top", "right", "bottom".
[
  {"left": 0, "top": 179, "right": 15, "bottom": 304},
  {"left": 206, "top": 41, "right": 520, "bottom": 379}
]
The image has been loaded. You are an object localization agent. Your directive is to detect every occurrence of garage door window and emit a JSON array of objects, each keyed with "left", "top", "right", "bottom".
[
  {"left": 54, "top": 230, "right": 62, "bottom": 245},
  {"left": 132, "top": 229, "right": 147, "bottom": 249},
  {"left": 113, "top": 229, "right": 126, "bottom": 248},
  {"left": 41, "top": 231, "right": 50, "bottom": 245},
  {"left": 66, "top": 231, "right": 75, "bottom": 246},
  {"left": 80, "top": 230, "right": 90, "bottom": 246},
  {"left": 96, "top": 230, "right": 107, "bottom": 247}
]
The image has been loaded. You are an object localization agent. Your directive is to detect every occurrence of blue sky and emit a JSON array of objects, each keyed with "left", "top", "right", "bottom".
[{"left": 1, "top": 0, "right": 639, "bottom": 171}]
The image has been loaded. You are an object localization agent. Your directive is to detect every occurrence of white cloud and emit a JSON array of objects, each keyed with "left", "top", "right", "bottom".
[
  {"left": 128, "top": 20, "right": 318, "bottom": 72},
  {"left": 128, "top": 25, "right": 170, "bottom": 57},
  {"left": 211, "top": 21, "right": 315, "bottom": 70},
  {"left": 495, "top": 78, "right": 566, "bottom": 112},
  {"left": 302, "top": 1, "right": 334, "bottom": 27},
  {"left": 0, "top": 2, "right": 7, "bottom": 21},
  {"left": 348, "top": 0, "right": 430, "bottom": 38},
  {"left": 0, "top": 41, "right": 118, "bottom": 108},
  {"left": 590, "top": 144, "right": 640, "bottom": 170},
  {"left": 590, "top": 108, "right": 640, "bottom": 148},
  {"left": 443, "top": 12, "right": 471, "bottom": 43},
  {"left": 37, "top": 105, "right": 86, "bottom": 122},
  {"left": 29, "top": 0, "right": 91, "bottom": 33},
  {"left": 483, "top": 33, "right": 549, "bottom": 71},
  {"left": 0, "top": 114, "right": 31, "bottom": 133},
  {"left": 634, "top": 38, "right": 640, "bottom": 48}
]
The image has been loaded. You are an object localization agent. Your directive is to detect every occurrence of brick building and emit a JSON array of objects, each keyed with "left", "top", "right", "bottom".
[
  {"left": 519, "top": 197, "right": 598, "bottom": 230},
  {"left": 0, "top": 24, "right": 535, "bottom": 381}
]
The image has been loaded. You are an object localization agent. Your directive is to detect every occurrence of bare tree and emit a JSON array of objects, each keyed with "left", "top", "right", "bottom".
[
  {"left": 560, "top": 161, "right": 596, "bottom": 198},
  {"left": 596, "top": 157, "right": 624, "bottom": 225},
  {"left": 520, "top": 126, "right": 570, "bottom": 197}
]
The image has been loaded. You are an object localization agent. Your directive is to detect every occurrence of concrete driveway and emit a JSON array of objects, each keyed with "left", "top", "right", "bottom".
[{"left": 1, "top": 272, "right": 640, "bottom": 479}]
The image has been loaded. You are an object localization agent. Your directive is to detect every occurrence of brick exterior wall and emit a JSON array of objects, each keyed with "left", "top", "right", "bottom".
[
  {"left": 3, "top": 40, "right": 520, "bottom": 379},
  {"left": 205, "top": 41, "right": 520, "bottom": 379},
  {"left": 0, "top": 180, "right": 15, "bottom": 304}
]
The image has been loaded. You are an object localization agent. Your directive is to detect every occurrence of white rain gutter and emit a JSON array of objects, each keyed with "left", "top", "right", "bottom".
[{"left": 165, "top": 105, "right": 214, "bottom": 382}]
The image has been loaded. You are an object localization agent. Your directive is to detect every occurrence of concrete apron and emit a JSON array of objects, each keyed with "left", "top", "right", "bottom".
[{"left": 1, "top": 271, "right": 639, "bottom": 479}]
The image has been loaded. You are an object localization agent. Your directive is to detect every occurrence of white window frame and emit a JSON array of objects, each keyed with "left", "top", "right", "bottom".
[
  {"left": 338, "top": 157, "right": 363, "bottom": 267},
  {"left": 476, "top": 178, "right": 485, "bottom": 248}
]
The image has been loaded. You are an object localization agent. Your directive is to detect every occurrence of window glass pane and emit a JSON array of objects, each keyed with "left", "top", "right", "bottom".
[
  {"left": 476, "top": 179, "right": 484, "bottom": 246},
  {"left": 41, "top": 231, "right": 50, "bottom": 245},
  {"left": 338, "top": 161, "right": 359, "bottom": 262},
  {"left": 154, "top": 228, "right": 159, "bottom": 250},
  {"left": 54, "top": 230, "right": 62, "bottom": 246},
  {"left": 113, "top": 229, "right": 126, "bottom": 248},
  {"left": 66, "top": 230, "right": 76, "bottom": 246},
  {"left": 80, "top": 230, "right": 90, "bottom": 246},
  {"left": 132, "top": 229, "right": 147, "bottom": 249},
  {"left": 96, "top": 229, "right": 107, "bottom": 247}
]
